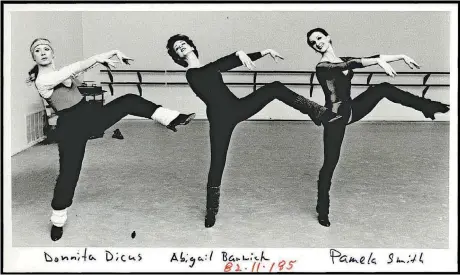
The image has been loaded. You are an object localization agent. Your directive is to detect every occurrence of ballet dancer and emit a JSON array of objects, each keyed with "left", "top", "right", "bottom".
[
  {"left": 28, "top": 38, "right": 195, "bottom": 241},
  {"left": 306, "top": 28, "right": 450, "bottom": 227},
  {"left": 166, "top": 34, "right": 342, "bottom": 228}
]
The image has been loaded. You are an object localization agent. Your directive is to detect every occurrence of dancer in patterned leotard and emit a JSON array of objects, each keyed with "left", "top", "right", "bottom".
[{"left": 306, "top": 28, "right": 449, "bottom": 227}]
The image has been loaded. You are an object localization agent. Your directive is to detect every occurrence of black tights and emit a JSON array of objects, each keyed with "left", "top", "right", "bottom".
[
  {"left": 51, "top": 94, "right": 160, "bottom": 210},
  {"left": 206, "top": 81, "right": 328, "bottom": 214},
  {"left": 316, "top": 82, "right": 446, "bottom": 215}
]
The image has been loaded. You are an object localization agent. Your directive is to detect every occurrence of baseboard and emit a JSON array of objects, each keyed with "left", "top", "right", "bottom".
[{"left": 11, "top": 137, "right": 47, "bottom": 156}]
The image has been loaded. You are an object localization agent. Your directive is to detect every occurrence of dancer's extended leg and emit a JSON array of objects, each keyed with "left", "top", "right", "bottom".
[
  {"left": 349, "top": 82, "right": 449, "bottom": 123},
  {"left": 234, "top": 81, "right": 341, "bottom": 124}
]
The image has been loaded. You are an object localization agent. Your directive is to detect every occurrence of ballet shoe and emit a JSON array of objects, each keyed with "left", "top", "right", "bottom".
[
  {"left": 112, "top": 129, "right": 124, "bottom": 139},
  {"left": 205, "top": 212, "right": 216, "bottom": 228},
  {"left": 422, "top": 103, "right": 450, "bottom": 120},
  {"left": 166, "top": 113, "right": 196, "bottom": 132},
  {"left": 318, "top": 214, "right": 331, "bottom": 227},
  {"left": 51, "top": 225, "right": 63, "bottom": 241}
]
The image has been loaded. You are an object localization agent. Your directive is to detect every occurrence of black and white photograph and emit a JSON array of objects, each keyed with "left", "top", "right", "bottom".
[{"left": 2, "top": 2, "right": 458, "bottom": 273}]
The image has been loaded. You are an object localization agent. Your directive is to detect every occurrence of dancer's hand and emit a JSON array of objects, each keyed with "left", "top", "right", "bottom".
[
  {"left": 236, "top": 51, "right": 256, "bottom": 70},
  {"left": 377, "top": 59, "right": 397, "bottom": 77},
  {"left": 114, "top": 50, "right": 134, "bottom": 65},
  {"left": 95, "top": 56, "right": 119, "bottom": 70},
  {"left": 261, "top": 49, "right": 285, "bottom": 63},
  {"left": 402, "top": 55, "right": 420, "bottom": 69}
]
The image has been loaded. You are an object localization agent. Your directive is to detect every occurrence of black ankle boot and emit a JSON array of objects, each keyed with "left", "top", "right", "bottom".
[
  {"left": 51, "top": 225, "right": 63, "bottom": 241},
  {"left": 316, "top": 203, "right": 331, "bottom": 227},
  {"left": 205, "top": 210, "right": 217, "bottom": 228},
  {"left": 293, "top": 96, "right": 341, "bottom": 126},
  {"left": 422, "top": 102, "right": 450, "bottom": 120},
  {"left": 318, "top": 214, "right": 331, "bottom": 227},
  {"left": 205, "top": 187, "right": 220, "bottom": 228},
  {"left": 166, "top": 113, "right": 196, "bottom": 132},
  {"left": 316, "top": 178, "right": 332, "bottom": 226}
]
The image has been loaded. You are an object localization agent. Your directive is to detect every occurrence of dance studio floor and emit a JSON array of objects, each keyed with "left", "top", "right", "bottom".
[{"left": 10, "top": 120, "right": 449, "bottom": 248}]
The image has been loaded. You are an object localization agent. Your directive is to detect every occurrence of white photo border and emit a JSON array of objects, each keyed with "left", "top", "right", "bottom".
[{"left": 2, "top": 2, "right": 458, "bottom": 273}]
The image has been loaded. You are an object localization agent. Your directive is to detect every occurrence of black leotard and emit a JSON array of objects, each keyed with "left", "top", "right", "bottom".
[{"left": 185, "top": 52, "right": 263, "bottom": 107}]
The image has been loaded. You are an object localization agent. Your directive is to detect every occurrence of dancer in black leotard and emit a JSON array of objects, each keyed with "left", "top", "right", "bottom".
[
  {"left": 306, "top": 28, "right": 450, "bottom": 227},
  {"left": 28, "top": 38, "right": 195, "bottom": 241},
  {"left": 166, "top": 34, "right": 342, "bottom": 228}
]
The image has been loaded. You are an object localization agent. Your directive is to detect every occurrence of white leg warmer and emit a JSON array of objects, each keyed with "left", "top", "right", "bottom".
[
  {"left": 151, "top": 107, "right": 180, "bottom": 126},
  {"left": 50, "top": 208, "right": 68, "bottom": 227}
]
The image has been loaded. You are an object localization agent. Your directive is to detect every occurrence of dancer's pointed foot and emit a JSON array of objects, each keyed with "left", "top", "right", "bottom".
[
  {"left": 51, "top": 225, "right": 63, "bottom": 241},
  {"left": 422, "top": 103, "right": 450, "bottom": 120},
  {"left": 205, "top": 212, "right": 216, "bottom": 228},
  {"left": 166, "top": 113, "right": 196, "bottom": 132},
  {"left": 318, "top": 214, "right": 331, "bottom": 227}
]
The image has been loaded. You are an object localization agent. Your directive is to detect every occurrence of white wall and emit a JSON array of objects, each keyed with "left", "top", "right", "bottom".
[
  {"left": 80, "top": 11, "right": 450, "bottom": 121},
  {"left": 10, "top": 11, "right": 84, "bottom": 155}
]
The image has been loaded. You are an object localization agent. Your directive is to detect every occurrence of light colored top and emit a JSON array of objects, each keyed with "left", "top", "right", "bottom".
[
  {"left": 35, "top": 61, "right": 96, "bottom": 98},
  {"left": 35, "top": 62, "right": 91, "bottom": 111}
]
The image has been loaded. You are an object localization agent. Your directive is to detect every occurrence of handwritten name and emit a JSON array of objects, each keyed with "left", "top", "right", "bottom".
[
  {"left": 330, "top": 249, "right": 425, "bottom": 265},
  {"left": 170, "top": 251, "right": 213, "bottom": 268},
  {"left": 330, "top": 249, "right": 377, "bottom": 265},
  {"left": 169, "top": 250, "right": 270, "bottom": 268},
  {"left": 387, "top": 252, "right": 424, "bottom": 264},
  {"left": 222, "top": 251, "right": 270, "bottom": 262},
  {"left": 44, "top": 248, "right": 142, "bottom": 263}
]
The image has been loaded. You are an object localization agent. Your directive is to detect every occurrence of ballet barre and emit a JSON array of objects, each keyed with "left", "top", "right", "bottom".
[{"left": 100, "top": 70, "right": 449, "bottom": 97}]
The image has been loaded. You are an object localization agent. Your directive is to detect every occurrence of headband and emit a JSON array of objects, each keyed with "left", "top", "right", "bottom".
[{"left": 30, "top": 39, "right": 53, "bottom": 55}]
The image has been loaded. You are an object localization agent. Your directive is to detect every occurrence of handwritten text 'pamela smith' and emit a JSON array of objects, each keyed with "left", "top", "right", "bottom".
[{"left": 330, "top": 249, "right": 424, "bottom": 265}]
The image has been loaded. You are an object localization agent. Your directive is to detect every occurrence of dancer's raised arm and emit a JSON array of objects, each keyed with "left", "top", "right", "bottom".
[
  {"left": 378, "top": 54, "right": 421, "bottom": 69},
  {"left": 205, "top": 48, "right": 284, "bottom": 72},
  {"left": 203, "top": 51, "right": 263, "bottom": 72},
  {"left": 35, "top": 49, "right": 133, "bottom": 95},
  {"left": 233, "top": 49, "right": 285, "bottom": 70},
  {"left": 316, "top": 56, "right": 397, "bottom": 78}
]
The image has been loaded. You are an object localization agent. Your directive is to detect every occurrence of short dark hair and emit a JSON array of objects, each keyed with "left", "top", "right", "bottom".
[
  {"left": 306, "top": 28, "right": 329, "bottom": 48},
  {"left": 166, "top": 34, "right": 199, "bottom": 67}
]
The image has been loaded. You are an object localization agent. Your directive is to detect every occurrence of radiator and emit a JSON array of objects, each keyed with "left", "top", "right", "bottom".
[{"left": 26, "top": 110, "right": 46, "bottom": 144}]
